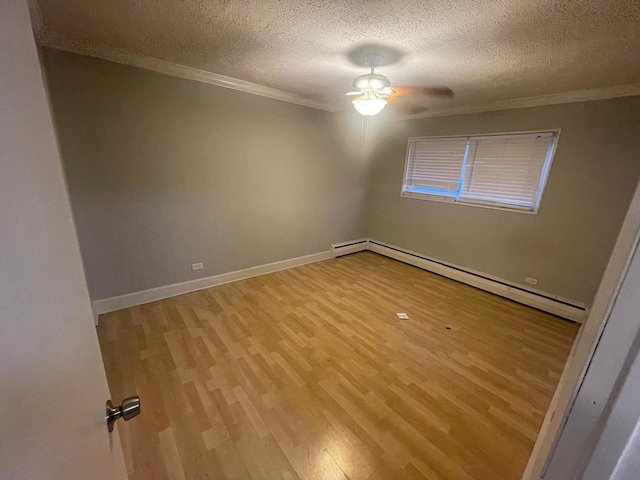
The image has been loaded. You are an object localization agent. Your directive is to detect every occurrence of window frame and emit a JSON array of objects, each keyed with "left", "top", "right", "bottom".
[{"left": 400, "top": 129, "right": 561, "bottom": 214}]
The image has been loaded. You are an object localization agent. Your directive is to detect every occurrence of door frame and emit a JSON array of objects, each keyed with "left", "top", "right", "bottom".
[{"left": 523, "top": 178, "right": 640, "bottom": 479}]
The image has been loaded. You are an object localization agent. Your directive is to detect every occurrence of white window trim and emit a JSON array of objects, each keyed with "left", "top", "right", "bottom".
[{"left": 400, "top": 129, "right": 562, "bottom": 214}]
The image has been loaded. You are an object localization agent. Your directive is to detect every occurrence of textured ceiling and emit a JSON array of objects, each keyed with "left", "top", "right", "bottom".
[{"left": 35, "top": 0, "right": 640, "bottom": 114}]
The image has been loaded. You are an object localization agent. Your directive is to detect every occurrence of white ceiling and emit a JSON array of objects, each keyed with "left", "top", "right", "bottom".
[{"left": 34, "top": 0, "right": 640, "bottom": 115}]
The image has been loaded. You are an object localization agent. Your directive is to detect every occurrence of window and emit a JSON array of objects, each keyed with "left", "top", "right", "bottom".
[{"left": 401, "top": 131, "right": 559, "bottom": 213}]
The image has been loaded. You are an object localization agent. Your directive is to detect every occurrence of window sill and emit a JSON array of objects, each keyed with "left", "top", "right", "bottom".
[{"left": 400, "top": 191, "right": 539, "bottom": 215}]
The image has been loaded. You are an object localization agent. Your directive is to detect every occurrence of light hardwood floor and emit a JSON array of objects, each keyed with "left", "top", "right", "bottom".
[{"left": 98, "top": 252, "right": 579, "bottom": 480}]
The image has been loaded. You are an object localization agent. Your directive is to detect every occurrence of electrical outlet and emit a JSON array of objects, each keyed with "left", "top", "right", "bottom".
[
  {"left": 525, "top": 277, "right": 538, "bottom": 286},
  {"left": 191, "top": 262, "right": 203, "bottom": 271}
]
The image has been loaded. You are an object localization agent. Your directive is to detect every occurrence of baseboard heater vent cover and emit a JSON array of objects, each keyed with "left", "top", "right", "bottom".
[{"left": 331, "top": 239, "right": 369, "bottom": 258}]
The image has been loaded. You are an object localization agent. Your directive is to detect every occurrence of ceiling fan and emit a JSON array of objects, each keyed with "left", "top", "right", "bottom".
[{"left": 347, "top": 54, "right": 454, "bottom": 116}]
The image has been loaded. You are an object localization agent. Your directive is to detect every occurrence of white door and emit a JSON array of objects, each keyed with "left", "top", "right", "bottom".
[
  {"left": 543, "top": 221, "right": 640, "bottom": 479},
  {"left": 0, "top": 2, "right": 129, "bottom": 479}
]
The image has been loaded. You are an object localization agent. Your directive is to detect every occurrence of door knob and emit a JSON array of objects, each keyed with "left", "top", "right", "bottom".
[{"left": 106, "top": 396, "right": 141, "bottom": 432}]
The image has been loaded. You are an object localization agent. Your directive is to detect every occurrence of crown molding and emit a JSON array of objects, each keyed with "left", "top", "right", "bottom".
[
  {"left": 33, "top": 27, "right": 640, "bottom": 120},
  {"left": 398, "top": 83, "right": 640, "bottom": 120},
  {"left": 36, "top": 29, "right": 337, "bottom": 113}
]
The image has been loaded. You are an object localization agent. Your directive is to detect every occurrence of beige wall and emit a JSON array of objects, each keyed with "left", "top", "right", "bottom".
[
  {"left": 367, "top": 97, "right": 640, "bottom": 305},
  {"left": 42, "top": 48, "right": 369, "bottom": 300}
]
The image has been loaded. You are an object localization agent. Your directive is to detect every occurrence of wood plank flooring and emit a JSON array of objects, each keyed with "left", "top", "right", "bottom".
[{"left": 98, "top": 252, "right": 579, "bottom": 480}]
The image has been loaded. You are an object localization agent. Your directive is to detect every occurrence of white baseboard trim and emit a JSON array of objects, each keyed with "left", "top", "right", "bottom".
[
  {"left": 331, "top": 238, "right": 369, "bottom": 258},
  {"left": 93, "top": 239, "right": 588, "bottom": 324},
  {"left": 92, "top": 305, "right": 99, "bottom": 327},
  {"left": 93, "top": 250, "right": 332, "bottom": 319},
  {"left": 367, "top": 239, "right": 588, "bottom": 323}
]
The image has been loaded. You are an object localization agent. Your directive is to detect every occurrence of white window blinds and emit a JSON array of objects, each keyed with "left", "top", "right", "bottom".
[
  {"left": 404, "top": 138, "right": 469, "bottom": 196},
  {"left": 402, "top": 131, "right": 558, "bottom": 212},
  {"left": 460, "top": 133, "right": 556, "bottom": 208}
]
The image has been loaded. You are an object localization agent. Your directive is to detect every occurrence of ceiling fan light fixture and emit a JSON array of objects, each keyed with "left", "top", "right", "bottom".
[
  {"left": 352, "top": 73, "right": 391, "bottom": 90},
  {"left": 352, "top": 96, "right": 387, "bottom": 116}
]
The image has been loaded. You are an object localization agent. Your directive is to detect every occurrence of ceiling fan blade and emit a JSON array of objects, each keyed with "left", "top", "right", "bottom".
[
  {"left": 346, "top": 91, "right": 362, "bottom": 96},
  {"left": 386, "top": 95, "right": 430, "bottom": 115},
  {"left": 390, "top": 86, "right": 454, "bottom": 98}
]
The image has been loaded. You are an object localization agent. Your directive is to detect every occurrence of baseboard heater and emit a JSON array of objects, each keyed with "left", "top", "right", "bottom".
[
  {"left": 364, "top": 239, "right": 588, "bottom": 323},
  {"left": 94, "top": 237, "right": 587, "bottom": 325},
  {"left": 331, "top": 239, "right": 369, "bottom": 258}
]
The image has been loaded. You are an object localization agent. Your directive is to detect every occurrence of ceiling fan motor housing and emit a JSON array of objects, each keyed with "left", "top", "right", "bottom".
[{"left": 353, "top": 73, "right": 391, "bottom": 90}]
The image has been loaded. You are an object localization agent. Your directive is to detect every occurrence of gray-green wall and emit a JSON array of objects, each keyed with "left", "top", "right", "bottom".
[
  {"left": 367, "top": 98, "right": 640, "bottom": 305},
  {"left": 43, "top": 47, "right": 640, "bottom": 306},
  {"left": 43, "top": 49, "right": 369, "bottom": 300}
]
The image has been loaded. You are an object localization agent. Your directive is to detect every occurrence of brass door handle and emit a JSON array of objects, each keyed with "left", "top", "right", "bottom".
[{"left": 106, "top": 396, "right": 140, "bottom": 432}]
